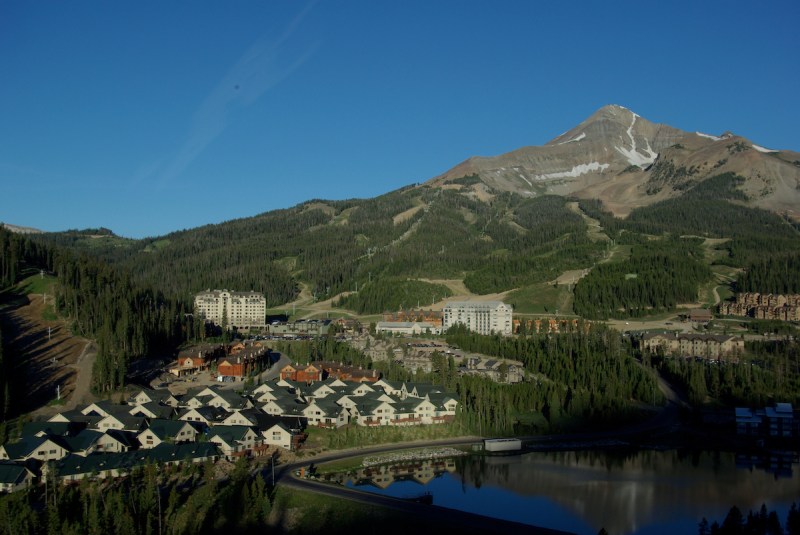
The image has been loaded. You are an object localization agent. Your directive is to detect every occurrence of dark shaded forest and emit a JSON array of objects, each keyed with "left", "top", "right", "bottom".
[
  {"left": 0, "top": 457, "right": 272, "bottom": 535},
  {"left": 1, "top": 226, "right": 194, "bottom": 396}
]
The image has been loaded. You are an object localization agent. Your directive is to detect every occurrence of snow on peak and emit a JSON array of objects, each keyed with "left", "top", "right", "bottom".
[
  {"left": 534, "top": 162, "right": 609, "bottom": 180},
  {"left": 752, "top": 143, "right": 778, "bottom": 153},
  {"left": 615, "top": 112, "right": 657, "bottom": 167},
  {"left": 696, "top": 132, "right": 722, "bottom": 141},
  {"left": 558, "top": 132, "right": 586, "bottom": 145}
]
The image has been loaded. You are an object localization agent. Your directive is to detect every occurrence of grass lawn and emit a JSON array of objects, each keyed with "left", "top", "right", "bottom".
[
  {"left": 302, "top": 423, "right": 473, "bottom": 453},
  {"left": 18, "top": 273, "right": 57, "bottom": 295},
  {"left": 143, "top": 238, "right": 171, "bottom": 252},
  {"left": 508, "top": 282, "right": 574, "bottom": 315}
]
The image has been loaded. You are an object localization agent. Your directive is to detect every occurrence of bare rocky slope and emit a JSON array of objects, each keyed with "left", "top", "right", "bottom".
[{"left": 430, "top": 104, "right": 800, "bottom": 219}]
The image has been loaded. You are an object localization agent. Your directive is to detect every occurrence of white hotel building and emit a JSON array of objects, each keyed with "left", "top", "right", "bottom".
[
  {"left": 442, "top": 301, "right": 513, "bottom": 335},
  {"left": 194, "top": 289, "right": 266, "bottom": 330}
]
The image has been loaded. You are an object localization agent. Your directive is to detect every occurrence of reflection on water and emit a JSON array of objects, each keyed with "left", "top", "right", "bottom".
[
  {"left": 325, "top": 449, "right": 799, "bottom": 535},
  {"left": 323, "top": 457, "right": 459, "bottom": 494}
]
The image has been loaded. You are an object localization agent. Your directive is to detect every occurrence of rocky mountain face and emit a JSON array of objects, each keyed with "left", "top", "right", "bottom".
[{"left": 430, "top": 104, "right": 800, "bottom": 219}]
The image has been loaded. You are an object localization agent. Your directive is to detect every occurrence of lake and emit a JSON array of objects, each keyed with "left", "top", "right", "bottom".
[{"left": 325, "top": 448, "right": 799, "bottom": 534}]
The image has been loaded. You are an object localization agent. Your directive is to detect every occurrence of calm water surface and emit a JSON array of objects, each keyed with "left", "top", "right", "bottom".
[{"left": 329, "top": 449, "right": 799, "bottom": 534}]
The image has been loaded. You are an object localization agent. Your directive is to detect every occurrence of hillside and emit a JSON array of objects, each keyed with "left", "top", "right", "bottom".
[
  {"left": 29, "top": 106, "right": 800, "bottom": 318},
  {"left": 431, "top": 105, "right": 800, "bottom": 220}
]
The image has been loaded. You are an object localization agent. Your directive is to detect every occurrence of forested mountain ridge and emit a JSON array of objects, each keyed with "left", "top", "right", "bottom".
[
  {"left": 30, "top": 174, "right": 800, "bottom": 320},
  {"left": 20, "top": 106, "right": 800, "bottom": 318}
]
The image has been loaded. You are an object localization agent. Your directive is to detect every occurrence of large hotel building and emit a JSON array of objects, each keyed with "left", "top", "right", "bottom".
[
  {"left": 194, "top": 289, "right": 266, "bottom": 330},
  {"left": 442, "top": 301, "right": 513, "bottom": 335}
]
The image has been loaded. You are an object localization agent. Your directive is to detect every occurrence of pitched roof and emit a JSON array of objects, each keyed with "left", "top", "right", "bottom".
[
  {"left": 0, "top": 462, "right": 31, "bottom": 484},
  {"left": 49, "top": 410, "right": 102, "bottom": 426},
  {"left": 1, "top": 436, "right": 48, "bottom": 459},
  {"left": 144, "top": 419, "right": 193, "bottom": 440},
  {"left": 428, "top": 392, "right": 459, "bottom": 408},
  {"left": 63, "top": 430, "right": 104, "bottom": 452},
  {"left": 207, "top": 425, "right": 255, "bottom": 446},
  {"left": 129, "top": 402, "right": 175, "bottom": 419},
  {"left": 103, "top": 430, "right": 139, "bottom": 449},
  {"left": 96, "top": 413, "right": 147, "bottom": 432},
  {"left": 223, "top": 408, "right": 283, "bottom": 431},
  {"left": 22, "top": 421, "right": 84, "bottom": 438},
  {"left": 180, "top": 405, "right": 230, "bottom": 423}
]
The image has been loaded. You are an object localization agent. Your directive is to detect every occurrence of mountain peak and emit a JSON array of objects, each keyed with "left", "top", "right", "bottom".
[{"left": 429, "top": 107, "right": 800, "bottom": 219}]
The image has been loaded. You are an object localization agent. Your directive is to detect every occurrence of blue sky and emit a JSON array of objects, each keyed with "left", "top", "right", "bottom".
[{"left": 2, "top": 1, "right": 798, "bottom": 238}]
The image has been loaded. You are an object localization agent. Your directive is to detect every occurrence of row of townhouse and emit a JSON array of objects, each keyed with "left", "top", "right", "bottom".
[
  {"left": 719, "top": 293, "right": 800, "bottom": 321},
  {"left": 0, "top": 377, "right": 458, "bottom": 491},
  {"left": 639, "top": 332, "right": 745, "bottom": 360},
  {"left": 278, "top": 361, "right": 381, "bottom": 383},
  {"left": 0, "top": 385, "right": 307, "bottom": 490},
  {"left": 259, "top": 377, "right": 459, "bottom": 428},
  {"left": 732, "top": 293, "right": 800, "bottom": 308}
]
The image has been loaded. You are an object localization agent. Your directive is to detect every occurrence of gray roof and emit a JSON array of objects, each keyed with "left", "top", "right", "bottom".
[
  {"left": 0, "top": 462, "right": 31, "bottom": 485},
  {"left": 207, "top": 425, "right": 254, "bottom": 446},
  {"left": 225, "top": 408, "right": 283, "bottom": 431},
  {"left": 22, "top": 421, "right": 84, "bottom": 438},
  {"left": 54, "top": 443, "right": 220, "bottom": 478},
  {"left": 181, "top": 406, "right": 230, "bottom": 423},
  {"left": 130, "top": 402, "right": 175, "bottom": 419},
  {"left": 95, "top": 413, "right": 147, "bottom": 432},
  {"left": 1, "top": 436, "right": 50, "bottom": 459},
  {"left": 50, "top": 410, "right": 102, "bottom": 426},
  {"left": 63, "top": 430, "right": 103, "bottom": 452},
  {"left": 145, "top": 419, "right": 193, "bottom": 440}
]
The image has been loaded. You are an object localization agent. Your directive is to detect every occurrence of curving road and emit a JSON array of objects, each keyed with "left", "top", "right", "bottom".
[{"left": 260, "top": 370, "right": 687, "bottom": 535}]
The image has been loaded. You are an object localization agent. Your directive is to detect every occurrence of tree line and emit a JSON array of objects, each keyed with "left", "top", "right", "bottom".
[{"left": 699, "top": 503, "right": 800, "bottom": 535}]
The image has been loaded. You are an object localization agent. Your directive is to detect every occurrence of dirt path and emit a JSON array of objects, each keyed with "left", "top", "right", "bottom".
[{"left": 63, "top": 341, "right": 97, "bottom": 411}]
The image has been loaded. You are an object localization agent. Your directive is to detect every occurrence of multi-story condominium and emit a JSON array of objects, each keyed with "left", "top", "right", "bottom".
[
  {"left": 640, "top": 333, "right": 744, "bottom": 361},
  {"left": 194, "top": 289, "right": 266, "bottom": 330},
  {"left": 442, "top": 301, "right": 513, "bottom": 335},
  {"left": 719, "top": 292, "right": 800, "bottom": 321}
]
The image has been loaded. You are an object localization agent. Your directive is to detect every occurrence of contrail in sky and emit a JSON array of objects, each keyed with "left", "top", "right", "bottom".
[{"left": 156, "top": 2, "right": 317, "bottom": 189}]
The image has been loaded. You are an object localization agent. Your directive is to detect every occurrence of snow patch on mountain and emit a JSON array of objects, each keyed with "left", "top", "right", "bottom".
[
  {"left": 558, "top": 132, "right": 586, "bottom": 145},
  {"left": 752, "top": 144, "right": 778, "bottom": 153},
  {"left": 534, "top": 162, "right": 609, "bottom": 180},
  {"left": 615, "top": 111, "right": 657, "bottom": 167},
  {"left": 696, "top": 132, "right": 722, "bottom": 141}
]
